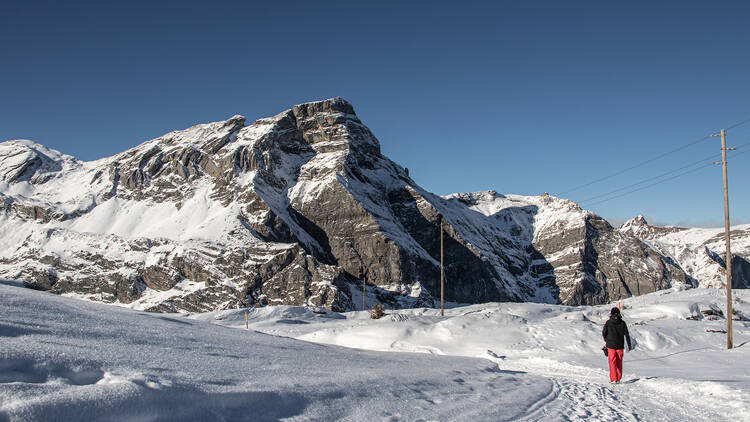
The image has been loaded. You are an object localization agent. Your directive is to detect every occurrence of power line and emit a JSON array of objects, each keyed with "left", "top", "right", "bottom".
[
  {"left": 558, "top": 134, "right": 711, "bottom": 195},
  {"left": 726, "top": 115, "right": 750, "bottom": 131},
  {"left": 733, "top": 139, "right": 750, "bottom": 151},
  {"left": 581, "top": 163, "right": 715, "bottom": 206},
  {"left": 580, "top": 145, "right": 750, "bottom": 207},
  {"left": 558, "top": 114, "right": 750, "bottom": 195},
  {"left": 579, "top": 139, "right": 750, "bottom": 204},
  {"left": 578, "top": 153, "right": 720, "bottom": 203}
]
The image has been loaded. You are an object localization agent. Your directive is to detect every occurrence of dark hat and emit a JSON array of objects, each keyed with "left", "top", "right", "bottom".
[{"left": 610, "top": 307, "right": 620, "bottom": 315}]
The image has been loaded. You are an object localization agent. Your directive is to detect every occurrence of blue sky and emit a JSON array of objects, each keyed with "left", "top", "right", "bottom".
[{"left": 2, "top": 0, "right": 749, "bottom": 227}]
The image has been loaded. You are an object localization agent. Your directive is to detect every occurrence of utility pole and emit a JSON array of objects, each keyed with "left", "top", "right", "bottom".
[
  {"left": 440, "top": 217, "right": 445, "bottom": 317},
  {"left": 712, "top": 129, "right": 735, "bottom": 349}
]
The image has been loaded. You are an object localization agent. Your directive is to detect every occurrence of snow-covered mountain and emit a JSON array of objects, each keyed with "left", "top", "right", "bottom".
[
  {"left": 620, "top": 215, "right": 750, "bottom": 289},
  {"left": 0, "top": 98, "right": 693, "bottom": 312}
]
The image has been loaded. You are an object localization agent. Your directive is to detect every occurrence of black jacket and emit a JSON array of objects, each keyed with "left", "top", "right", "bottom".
[{"left": 602, "top": 314, "right": 632, "bottom": 350}]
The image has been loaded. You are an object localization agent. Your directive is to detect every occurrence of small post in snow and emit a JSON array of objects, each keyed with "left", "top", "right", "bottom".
[{"left": 245, "top": 311, "right": 248, "bottom": 330}]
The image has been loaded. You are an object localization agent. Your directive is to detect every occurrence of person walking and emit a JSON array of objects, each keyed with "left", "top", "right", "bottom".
[{"left": 602, "top": 307, "right": 632, "bottom": 384}]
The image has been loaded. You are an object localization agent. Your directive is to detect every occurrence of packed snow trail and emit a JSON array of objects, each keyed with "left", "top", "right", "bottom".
[{"left": 494, "top": 358, "right": 736, "bottom": 421}]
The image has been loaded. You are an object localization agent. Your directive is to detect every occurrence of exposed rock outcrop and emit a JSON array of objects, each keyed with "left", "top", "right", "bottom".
[{"left": 620, "top": 215, "right": 750, "bottom": 289}]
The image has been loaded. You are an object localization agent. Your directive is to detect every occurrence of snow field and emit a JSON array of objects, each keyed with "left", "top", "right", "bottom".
[
  {"left": 0, "top": 282, "right": 555, "bottom": 421},
  {"left": 1, "top": 284, "right": 749, "bottom": 421},
  {"left": 205, "top": 286, "right": 750, "bottom": 421}
]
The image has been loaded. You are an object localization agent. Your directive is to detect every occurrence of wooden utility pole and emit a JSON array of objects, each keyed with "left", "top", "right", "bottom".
[
  {"left": 713, "top": 129, "right": 735, "bottom": 349},
  {"left": 440, "top": 217, "right": 445, "bottom": 317}
]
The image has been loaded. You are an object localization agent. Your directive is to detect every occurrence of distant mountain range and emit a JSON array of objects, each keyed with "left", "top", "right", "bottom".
[
  {"left": 619, "top": 215, "right": 750, "bottom": 289},
  {"left": 1, "top": 98, "right": 746, "bottom": 312}
]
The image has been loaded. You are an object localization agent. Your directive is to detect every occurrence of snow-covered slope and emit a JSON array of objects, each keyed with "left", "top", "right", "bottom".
[
  {"left": 0, "top": 281, "right": 552, "bottom": 421},
  {"left": 620, "top": 215, "right": 750, "bottom": 288},
  {"left": 2, "top": 282, "right": 748, "bottom": 421},
  {"left": 0, "top": 98, "right": 692, "bottom": 312},
  {"left": 208, "top": 285, "right": 750, "bottom": 421}
]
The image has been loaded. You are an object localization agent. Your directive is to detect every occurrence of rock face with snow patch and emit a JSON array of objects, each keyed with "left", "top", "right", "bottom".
[
  {"left": 620, "top": 216, "right": 750, "bottom": 289},
  {"left": 445, "top": 192, "right": 691, "bottom": 305},
  {"left": 0, "top": 98, "right": 693, "bottom": 312}
]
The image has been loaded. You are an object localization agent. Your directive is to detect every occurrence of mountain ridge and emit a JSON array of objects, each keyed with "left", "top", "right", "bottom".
[
  {"left": 0, "top": 97, "right": 711, "bottom": 312},
  {"left": 619, "top": 215, "right": 750, "bottom": 289}
]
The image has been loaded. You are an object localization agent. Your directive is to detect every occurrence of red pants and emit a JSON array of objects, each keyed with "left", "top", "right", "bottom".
[{"left": 608, "top": 348, "right": 624, "bottom": 382}]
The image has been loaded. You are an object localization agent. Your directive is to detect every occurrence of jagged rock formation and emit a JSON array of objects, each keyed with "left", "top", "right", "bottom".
[
  {"left": 0, "top": 98, "right": 696, "bottom": 312},
  {"left": 620, "top": 215, "right": 750, "bottom": 289}
]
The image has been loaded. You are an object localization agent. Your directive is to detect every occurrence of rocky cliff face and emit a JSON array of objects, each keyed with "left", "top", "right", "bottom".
[
  {"left": 444, "top": 192, "right": 691, "bottom": 306},
  {"left": 0, "top": 98, "right": 694, "bottom": 312},
  {"left": 620, "top": 216, "right": 750, "bottom": 289}
]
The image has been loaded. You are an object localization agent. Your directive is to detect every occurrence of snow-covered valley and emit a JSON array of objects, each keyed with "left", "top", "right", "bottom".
[{"left": 2, "top": 281, "right": 748, "bottom": 421}]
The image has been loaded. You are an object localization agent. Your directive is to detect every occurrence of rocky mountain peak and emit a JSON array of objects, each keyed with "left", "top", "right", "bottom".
[
  {"left": 0, "top": 98, "right": 705, "bottom": 313},
  {"left": 292, "top": 97, "right": 356, "bottom": 120},
  {"left": 619, "top": 215, "right": 688, "bottom": 240},
  {"left": 620, "top": 215, "right": 649, "bottom": 234},
  {"left": 290, "top": 97, "right": 381, "bottom": 157},
  {"left": 445, "top": 190, "right": 507, "bottom": 209},
  {"left": 627, "top": 214, "right": 649, "bottom": 226},
  {"left": 619, "top": 216, "right": 750, "bottom": 289},
  {"left": 0, "top": 140, "right": 78, "bottom": 185}
]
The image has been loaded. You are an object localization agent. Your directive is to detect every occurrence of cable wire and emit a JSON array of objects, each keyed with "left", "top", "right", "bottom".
[
  {"left": 581, "top": 164, "right": 715, "bottom": 206},
  {"left": 581, "top": 143, "right": 750, "bottom": 207},
  {"left": 558, "top": 135, "right": 711, "bottom": 195},
  {"left": 578, "top": 153, "right": 720, "bottom": 203},
  {"left": 558, "top": 114, "right": 750, "bottom": 195},
  {"left": 579, "top": 139, "right": 750, "bottom": 204},
  {"left": 726, "top": 116, "right": 750, "bottom": 131}
]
